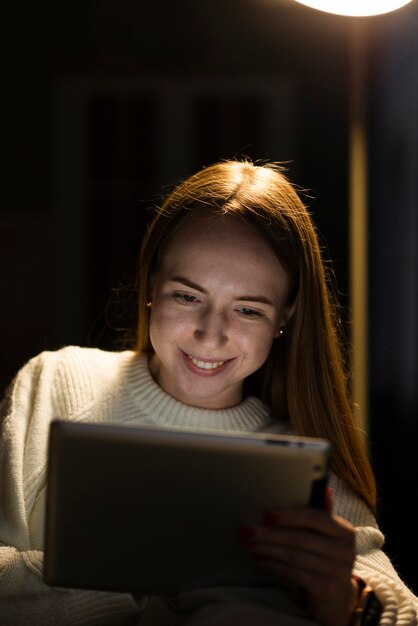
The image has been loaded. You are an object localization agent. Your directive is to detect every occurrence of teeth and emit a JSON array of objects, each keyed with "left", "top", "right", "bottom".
[{"left": 188, "top": 356, "right": 225, "bottom": 370}]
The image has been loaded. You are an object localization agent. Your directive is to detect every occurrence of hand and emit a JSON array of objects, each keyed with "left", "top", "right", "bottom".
[{"left": 241, "top": 503, "right": 358, "bottom": 626}]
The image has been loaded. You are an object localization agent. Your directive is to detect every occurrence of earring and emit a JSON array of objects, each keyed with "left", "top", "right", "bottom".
[
  {"left": 278, "top": 328, "right": 284, "bottom": 337},
  {"left": 146, "top": 301, "right": 152, "bottom": 308}
]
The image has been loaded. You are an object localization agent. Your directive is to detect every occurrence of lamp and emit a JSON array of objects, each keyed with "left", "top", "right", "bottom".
[{"left": 293, "top": 0, "right": 413, "bottom": 17}]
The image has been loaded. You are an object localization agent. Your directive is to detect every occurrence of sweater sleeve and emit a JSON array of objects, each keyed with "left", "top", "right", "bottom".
[
  {"left": 0, "top": 349, "right": 141, "bottom": 625},
  {"left": 329, "top": 473, "right": 418, "bottom": 626}
]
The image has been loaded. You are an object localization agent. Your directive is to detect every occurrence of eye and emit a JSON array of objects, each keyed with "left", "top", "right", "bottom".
[
  {"left": 172, "top": 292, "right": 200, "bottom": 304},
  {"left": 236, "top": 307, "right": 264, "bottom": 318}
]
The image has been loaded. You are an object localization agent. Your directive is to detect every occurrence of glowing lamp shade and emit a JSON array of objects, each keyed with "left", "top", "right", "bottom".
[{"left": 292, "top": 0, "right": 414, "bottom": 16}]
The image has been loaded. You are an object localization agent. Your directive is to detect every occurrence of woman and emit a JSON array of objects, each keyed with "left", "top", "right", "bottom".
[{"left": 0, "top": 159, "right": 417, "bottom": 625}]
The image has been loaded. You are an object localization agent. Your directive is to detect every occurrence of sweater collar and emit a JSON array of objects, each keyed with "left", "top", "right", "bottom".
[{"left": 123, "top": 352, "right": 275, "bottom": 433}]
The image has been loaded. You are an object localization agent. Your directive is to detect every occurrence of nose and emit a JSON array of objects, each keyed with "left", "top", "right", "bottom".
[{"left": 193, "top": 307, "right": 228, "bottom": 349}]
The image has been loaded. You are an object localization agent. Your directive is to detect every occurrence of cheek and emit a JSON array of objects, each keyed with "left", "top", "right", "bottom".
[
  {"left": 237, "top": 324, "right": 277, "bottom": 360},
  {"left": 149, "top": 307, "right": 190, "bottom": 344}
]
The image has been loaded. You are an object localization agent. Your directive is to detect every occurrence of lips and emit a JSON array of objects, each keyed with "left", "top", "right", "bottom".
[
  {"left": 180, "top": 350, "right": 232, "bottom": 375},
  {"left": 188, "top": 355, "right": 225, "bottom": 370}
]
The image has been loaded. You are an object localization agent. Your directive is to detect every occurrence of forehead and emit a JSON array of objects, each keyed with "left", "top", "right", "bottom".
[
  {"left": 162, "top": 213, "right": 271, "bottom": 257},
  {"left": 157, "top": 213, "right": 289, "bottom": 291}
]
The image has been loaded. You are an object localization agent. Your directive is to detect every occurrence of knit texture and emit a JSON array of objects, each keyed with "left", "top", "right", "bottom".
[{"left": 0, "top": 346, "right": 417, "bottom": 625}]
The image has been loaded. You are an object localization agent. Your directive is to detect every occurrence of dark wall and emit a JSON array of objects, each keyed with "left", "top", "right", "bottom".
[
  {"left": 368, "top": 3, "right": 418, "bottom": 595},
  {"left": 1, "top": 0, "right": 417, "bottom": 595},
  {"left": 1, "top": 0, "right": 350, "bottom": 387}
]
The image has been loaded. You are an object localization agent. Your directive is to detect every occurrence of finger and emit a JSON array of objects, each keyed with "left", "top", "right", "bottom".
[
  {"left": 251, "top": 539, "right": 354, "bottom": 577},
  {"left": 250, "top": 530, "right": 355, "bottom": 568},
  {"left": 255, "top": 556, "right": 350, "bottom": 605},
  {"left": 264, "top": 508, "right": 354, "bottom": 539}
]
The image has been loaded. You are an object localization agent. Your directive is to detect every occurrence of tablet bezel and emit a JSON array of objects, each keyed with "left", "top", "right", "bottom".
[{"left": 43, "top": 420, "right": 331, "bottom": 594}]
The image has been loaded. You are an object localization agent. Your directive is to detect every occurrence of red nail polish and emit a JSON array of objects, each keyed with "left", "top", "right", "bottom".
[{"left": 325, "top": 486, "right": 334, "bottom": 515}]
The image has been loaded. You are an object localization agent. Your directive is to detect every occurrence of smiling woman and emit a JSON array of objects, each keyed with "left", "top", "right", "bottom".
[
  {"left": 147, "top": 213, "right": 293, "bottom": 409},
  {"left": 1, "top": 159, "right": 417, "bottom": 625}
]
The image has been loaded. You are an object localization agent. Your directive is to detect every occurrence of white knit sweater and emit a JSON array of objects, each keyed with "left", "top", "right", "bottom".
[{"left": 0, "top": 346, "right": 417, "bottom": 625}]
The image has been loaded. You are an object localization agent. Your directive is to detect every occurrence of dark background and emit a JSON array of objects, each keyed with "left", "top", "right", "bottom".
[{"left": 1, "top": 0, "right": 418, "bottom": 595}]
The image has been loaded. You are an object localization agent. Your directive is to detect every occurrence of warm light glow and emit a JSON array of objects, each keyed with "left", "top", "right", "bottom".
[{"left": 293, "top": 0, "right": 413, "bottom": 16}]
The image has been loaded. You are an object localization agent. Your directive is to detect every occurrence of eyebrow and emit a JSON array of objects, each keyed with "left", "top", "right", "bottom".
[{"left": 169, "top": 276, "right": 275, "bottom": 306}]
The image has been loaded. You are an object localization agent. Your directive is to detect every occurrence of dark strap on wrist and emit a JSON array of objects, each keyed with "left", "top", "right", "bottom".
[{"left": 350, "top": 576, "right": 382, "bottom": 626}]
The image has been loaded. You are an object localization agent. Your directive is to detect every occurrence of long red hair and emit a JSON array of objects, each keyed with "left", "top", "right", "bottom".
[{"left": 136, "top": 160, "right": 377, "bottom": 513}]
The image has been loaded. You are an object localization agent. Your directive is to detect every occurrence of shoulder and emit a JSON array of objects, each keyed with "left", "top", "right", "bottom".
[
  {"left": 0, "top": 348, "right": 133, "bottom": 455},
  {"left": 19, "top": 345, "right": 136, "bottom": 377},
  {"left": 2, "top": 346, "right": 139, "bottom": 417}
]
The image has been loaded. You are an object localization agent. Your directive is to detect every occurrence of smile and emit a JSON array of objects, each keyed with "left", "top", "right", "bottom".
[{"left": 188, "top": 355, "right": 225, "bottom": 370}]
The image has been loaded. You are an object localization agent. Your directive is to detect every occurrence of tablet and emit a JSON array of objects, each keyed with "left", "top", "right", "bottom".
[{"left": 43, "top": 419, "right": 331, "bottom": 594}]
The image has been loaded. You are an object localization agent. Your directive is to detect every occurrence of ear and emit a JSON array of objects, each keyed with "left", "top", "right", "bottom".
[{"left": 274, "top": 298, "right": 297, "bottom": 338}]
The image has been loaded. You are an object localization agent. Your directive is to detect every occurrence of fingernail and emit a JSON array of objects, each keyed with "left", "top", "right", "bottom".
[{"left": 325, "top": 486, "right": 334, "bottom": 515}]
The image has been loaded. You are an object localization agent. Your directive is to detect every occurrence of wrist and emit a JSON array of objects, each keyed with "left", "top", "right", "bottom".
[{"left": 349, "top": 575, "right": 382, "bottom": 626}]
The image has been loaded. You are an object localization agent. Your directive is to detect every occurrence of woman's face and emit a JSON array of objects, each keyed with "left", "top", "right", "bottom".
[{"left": 148, "top": 214, "right": 294, "bottom": 409}]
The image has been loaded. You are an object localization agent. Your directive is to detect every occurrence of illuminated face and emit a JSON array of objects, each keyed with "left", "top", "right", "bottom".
[{"left": 148, "top": 214, "right": 294, "bottom": 409}]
